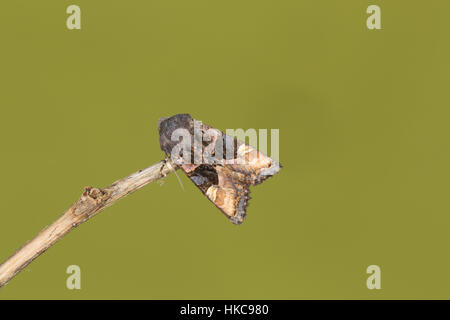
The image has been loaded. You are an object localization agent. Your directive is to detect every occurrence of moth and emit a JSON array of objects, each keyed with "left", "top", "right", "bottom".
[{"left": 158, "top": 114, "right": 281, "bottom": 225}]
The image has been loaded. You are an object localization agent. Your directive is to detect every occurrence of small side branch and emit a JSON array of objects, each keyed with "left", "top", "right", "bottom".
[{"left": 0, "top": 159, "right": 177, "bottom": 288}]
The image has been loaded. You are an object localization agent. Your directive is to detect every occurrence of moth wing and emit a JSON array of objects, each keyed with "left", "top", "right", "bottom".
[
  {"left": 222, "top": 139, "right": 282, "bottom": 185},
  {"left": 197, "top": 124, "right": 282, "bottom": 185},
  {"left": 180, "top": 163, "right": 250, "bottom": 225}
]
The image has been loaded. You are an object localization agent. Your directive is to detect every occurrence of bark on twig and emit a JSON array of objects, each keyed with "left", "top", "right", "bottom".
[{"left": 0, "top": 159, "right": 177, "bottom": 288}]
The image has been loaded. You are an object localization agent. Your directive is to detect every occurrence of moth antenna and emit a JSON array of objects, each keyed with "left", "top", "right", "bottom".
[
  {"left": 173, "top": 168, "right": 185, "bottom": 191},
  {"left": 164, "top": 156, "right": 185, "bottom": 191}
]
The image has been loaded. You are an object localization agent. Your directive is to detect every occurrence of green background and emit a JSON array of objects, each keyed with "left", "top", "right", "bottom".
[{"left": 0, "top": 1, "right": 449, "bottom": 299}]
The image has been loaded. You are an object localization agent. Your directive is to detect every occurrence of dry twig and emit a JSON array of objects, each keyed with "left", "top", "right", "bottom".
[{"left": 0, "top": 159, "right": 177, "bottom": 288}]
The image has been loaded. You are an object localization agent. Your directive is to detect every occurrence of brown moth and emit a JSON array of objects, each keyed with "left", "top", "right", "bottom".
[{"left": 158, "top": 114, "right": 281, "bottom": 225}]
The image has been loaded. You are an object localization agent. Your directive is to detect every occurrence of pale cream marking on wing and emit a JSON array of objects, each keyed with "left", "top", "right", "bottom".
[
  {"left": 238, "top": 144, "right": 252, "bottom": 156},
  {"left": 206, "top": 186, "right": 218, "bottom": 202}
]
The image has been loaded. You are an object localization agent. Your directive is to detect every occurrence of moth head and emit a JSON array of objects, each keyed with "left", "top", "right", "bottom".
[{"left": 158, "top": 114, "right": 194, "bottom": 155}]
